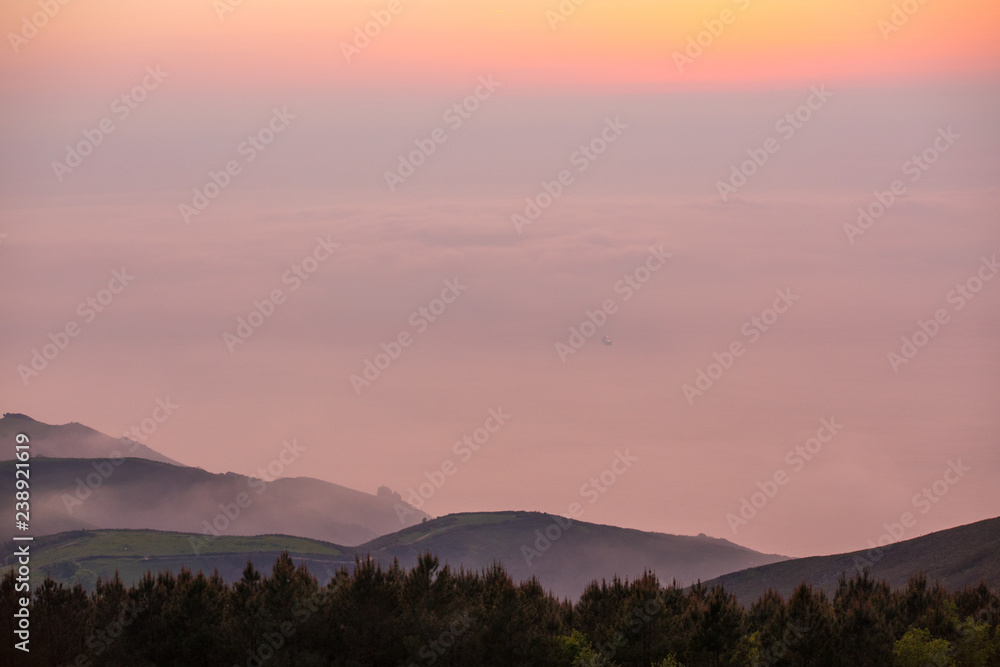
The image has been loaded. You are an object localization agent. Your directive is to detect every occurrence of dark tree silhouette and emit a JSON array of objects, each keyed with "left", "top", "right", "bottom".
[{"left": 1, "top": 555, "right": 998, "bottom": 666}]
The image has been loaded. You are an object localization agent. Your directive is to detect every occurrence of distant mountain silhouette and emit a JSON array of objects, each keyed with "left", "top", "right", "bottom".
[
  {"left": 4, "top": 415, "right": 994, "bottom": 604},
  {"left": 0, "top": 457, "right": 430, "bottom": 547},
  {"left": 0, "top": 415, "right": 430, "bottom": 545},
  {"left": 0, "top": 413, "right": 180, "bottom": 465},
  {"left": 701, "top": 515, "right": 1000, "bottom": 603}
]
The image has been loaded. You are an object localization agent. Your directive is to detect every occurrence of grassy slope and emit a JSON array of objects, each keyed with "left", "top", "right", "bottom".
[
  {"left": 700, "top": 515, "right": 1000, "bottom": 603},
  {"left": 9, "top": 514, "right": 995, "bottom": 603},
  {"left": 2, "top": 512, "right": 786, "bottom": 598},
  {"left": 1, "top": 529, "right": 352, "bottom": 589},
  {"left": 358, "top": 511, "right": 787, "bottom": 599}
]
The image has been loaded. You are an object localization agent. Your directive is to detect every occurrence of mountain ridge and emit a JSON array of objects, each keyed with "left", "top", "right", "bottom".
[
  {"left": 1, "top": 511, "right": 789, "bottom": 599},
  {"left": 5, "top": 514, "right": 997, "bottom": 603},
  {"left": 701, "top": 514, "right": 1000, "bottom": 603},
  {"left": 0, "top": 412, "right": 181, "bottom": 466},
  {"left": 5, "top": 414, "right": 996, "bottom": 603},
  {"left": 0, "top": 455, "right": 431, "bottom": 546}
]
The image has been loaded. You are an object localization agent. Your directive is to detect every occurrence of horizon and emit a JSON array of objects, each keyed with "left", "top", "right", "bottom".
[{"left": 2, "top": 410, "right": 996, "bottom": 562}]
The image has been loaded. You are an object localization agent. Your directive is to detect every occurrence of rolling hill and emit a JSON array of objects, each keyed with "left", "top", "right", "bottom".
[
  {"left": 0, "top": 529, "right": 353, "bottom": 590},
  {"left": 2, "top": 512, "right": 789, "bottom": 600},
  {"left": 5, "top": 415, "right": 994, "bottom": 604},
  {"left": 359, "top": 511, "right": 787, "bottom": 599},
  {"left": 13, "top": 515, "right": 997, "bottom": 602},
  {"left": 701, "top": 515, "right": 1000, "bottom": 603}
]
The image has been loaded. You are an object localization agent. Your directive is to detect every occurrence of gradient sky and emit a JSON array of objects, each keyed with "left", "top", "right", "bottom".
[{"left": 1, "top": 0, "right": 998, "bottom": 558}]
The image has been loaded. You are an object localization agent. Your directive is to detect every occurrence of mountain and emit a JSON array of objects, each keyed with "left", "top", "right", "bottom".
[
  {"left": 701, "top": 515, "right": 1000, "bottom": 603},
  {"left": 359, "top": 511, "right": 787, "bottom": 599},
  {"left": 0, "top": 456, "right": 430, "bottom": 546},
  {"left": 4, "top": 512, "right": 788, "bottom": 599},
  {"left": 0, "top": 413, "right": 180, "bottom": 465},
  {"left": 8, "top": 514, "right": 996, "bottom": 603}
]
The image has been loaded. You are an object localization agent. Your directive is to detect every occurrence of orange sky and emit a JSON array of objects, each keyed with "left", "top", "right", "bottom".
[{"left": 3, "top": 0, "right": 999, "bottom": 90}]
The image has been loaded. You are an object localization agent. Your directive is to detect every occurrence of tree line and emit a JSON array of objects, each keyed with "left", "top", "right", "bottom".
[{"left": 1, "top": 552, "right": 998, "bottom": 666}]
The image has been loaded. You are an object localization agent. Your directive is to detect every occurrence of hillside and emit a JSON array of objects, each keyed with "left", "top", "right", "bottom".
[
  {"left": 0, "top": 457, "right": 430, "bottom": 546},
  {"left": 701, "top": 515, "right": 1000, "bottom": 603},
  {"left": 0, "top": 413, "right": 181, "bottom": 465},
  {"left": 3, "top": 512, "right": 788, "bottom": 599},
  {"left": 0, "top": 529, "right": 353, "bottom": 590},
  {"left": 359, "top": 511, "right": 788, "bottom": 599},
  {"left": 8, "top": 515, "right": 998, "bottom": 603}
]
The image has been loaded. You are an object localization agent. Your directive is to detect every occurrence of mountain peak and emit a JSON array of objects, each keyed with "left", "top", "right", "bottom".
[{"left": 0, "top": 413, "right": 182, "bottom": 466}]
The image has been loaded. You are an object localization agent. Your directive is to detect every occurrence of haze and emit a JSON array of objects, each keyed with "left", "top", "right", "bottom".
[{"left": 1, "top": 0, "right": 998, "bottom": 558}]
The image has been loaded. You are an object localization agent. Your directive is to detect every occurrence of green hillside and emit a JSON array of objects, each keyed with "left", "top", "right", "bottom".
[
  {"left": 701, "top": 515, "right": 1000, "bottom": 603},
  {"left": 360, "top": 511, "right": 786, "bottom": 599},
  {"left": 9, "top": 514, "right": 996, "bottom": 603},
  {"left": 2, "top": 512, "right": 786, "bottom": 598},
  {"left": 0, "top": 529, "right": 352, "bottom": 590}
]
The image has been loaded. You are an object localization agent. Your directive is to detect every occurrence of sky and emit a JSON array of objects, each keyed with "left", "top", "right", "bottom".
[{"left": 1, "top": 0, "right": 998, "bottom": 558}]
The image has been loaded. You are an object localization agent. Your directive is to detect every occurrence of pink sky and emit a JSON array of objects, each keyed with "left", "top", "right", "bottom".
[{"left": 1, "top": 0, "right": 998, "bottom": 558}]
